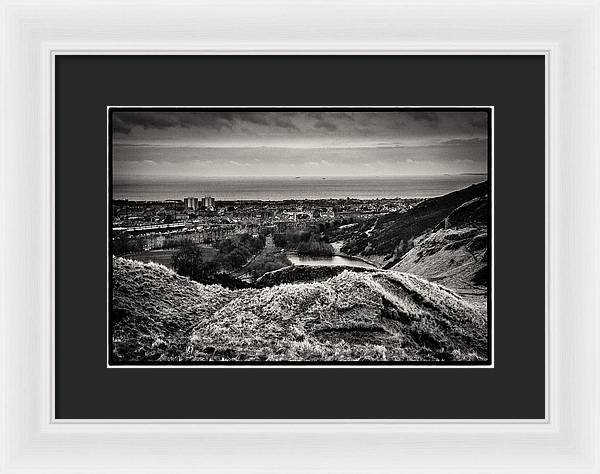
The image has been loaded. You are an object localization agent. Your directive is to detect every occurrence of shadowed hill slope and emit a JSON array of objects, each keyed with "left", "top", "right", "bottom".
[
  {"left": 392, "top": 194, "right": 489, "bottom": 295},
  {"left": 339, "top": 181, "right": 489, "bottom": 266},
  {"left": 112, "top": 258, "right": 488, "bottom": 363}
]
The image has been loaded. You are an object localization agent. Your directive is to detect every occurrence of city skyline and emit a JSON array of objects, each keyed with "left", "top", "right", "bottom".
[{"left": 112, "top": 109, "right": 489, "bottom": 179}]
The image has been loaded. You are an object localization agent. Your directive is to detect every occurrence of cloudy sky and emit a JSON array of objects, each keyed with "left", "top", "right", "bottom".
[{"left": 112, "top": 109, "right": 489, "bottom": 179}]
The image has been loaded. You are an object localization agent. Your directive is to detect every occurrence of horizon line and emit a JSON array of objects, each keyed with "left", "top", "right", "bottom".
[{"left": 113, "top": 172, "right": 488, "bottom": 180}]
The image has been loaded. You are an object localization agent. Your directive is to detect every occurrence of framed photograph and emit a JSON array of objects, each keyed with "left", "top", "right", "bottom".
[
  {"left": 108, "top": 106, "right": 493, "bottom": 367},
  {"left": 1, "top": 1, "right": 599, "bottom": 473}
]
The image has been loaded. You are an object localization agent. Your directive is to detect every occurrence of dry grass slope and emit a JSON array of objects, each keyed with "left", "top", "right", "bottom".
[
  {"left": 112, "top": 257, "right": 488, "bottom": 363},
  {"left": 392, "top": 226, "right": 488, "bottom": 291},
  {"left": 112, "top": 257, "right": 234, "bottom": 362}
]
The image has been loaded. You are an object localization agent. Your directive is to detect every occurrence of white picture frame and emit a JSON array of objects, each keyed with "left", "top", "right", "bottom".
[{"left": 1, "top": 0, "right": 598, "bottom": 472}]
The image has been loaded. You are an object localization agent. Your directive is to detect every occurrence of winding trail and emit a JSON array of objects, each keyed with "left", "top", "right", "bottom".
[{"left": 230, "top": 235, "right": 276, "bottom": 281}]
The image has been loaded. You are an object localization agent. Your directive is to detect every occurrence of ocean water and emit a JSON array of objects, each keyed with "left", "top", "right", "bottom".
[{"left": 112, "top": 175, "right": 487, "bottom": 201}]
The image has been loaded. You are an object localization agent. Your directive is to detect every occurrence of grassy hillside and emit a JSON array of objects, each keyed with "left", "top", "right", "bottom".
[
  {"left": 339, "top": 181, "right": 488, "bottom": 264},
  {"left": 112, "top": 257, "right": 234, "bottom": 361},
  {"left": 392, "top": 227, "right": 488, "bottom": 291},
  {"left": 112, "top": 257, "right": 488, "bottom": 363},
  {"left": 392, "top": 194, "right": 489, "bottom": 296}
]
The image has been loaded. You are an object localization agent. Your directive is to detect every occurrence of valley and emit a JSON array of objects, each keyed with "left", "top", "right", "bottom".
[{"left": 111, "top": 181, "right": 490, "bottom": 363}]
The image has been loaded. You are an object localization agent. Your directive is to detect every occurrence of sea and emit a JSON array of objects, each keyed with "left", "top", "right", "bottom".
[{"left": 112, "top": 175, "right": 487, "bottom": 202}]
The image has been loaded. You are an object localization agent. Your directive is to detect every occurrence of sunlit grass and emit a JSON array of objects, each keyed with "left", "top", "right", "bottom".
[{"left": 112, "top": 257, "right": 488, "bottom": 363}]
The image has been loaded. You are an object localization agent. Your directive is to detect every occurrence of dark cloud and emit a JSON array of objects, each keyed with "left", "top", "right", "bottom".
[
  {"left": 113, "top": 111, "right": 303, "bottom": 135},
  {"left": 271, "top": 115, "right": 300, "bottom": 131},
  {"left": 112, "top": 110, "right": 490, "bottom": 154},
  {"left": 113, "top": 116, "right": 133, "bottom": 135},
  {"left": 314, "top": 119, "right": 338, "bottom": 132},
  {"left": 468, "top": 113, "right": 488, "bottom": 131},
  {"left": 113, "top": 111, "right": 234, "bottom": 134},
  {"left": 441, "top": 137, "right": 487, "bottom": 146},
  {"left": 406, "top": 111, "right": 440, "bottom": 127},
  {"left": 237, "top": 112, "right": 270, "bottom": 127},
  {"left": 112, "top": 110, "right": 491, "bottom": 178}
]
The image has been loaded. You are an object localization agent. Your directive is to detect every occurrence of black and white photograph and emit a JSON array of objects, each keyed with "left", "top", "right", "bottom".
[{"left": 109, "top": 107, "right": 491, "bottom": 365}]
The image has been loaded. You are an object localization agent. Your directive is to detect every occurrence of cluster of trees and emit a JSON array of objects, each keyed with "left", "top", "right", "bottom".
[
  {"left": 297, "top": 237, "right": 334, "bottom": 257},
  {"left": 159, "top": 236, "right": 196, "bottom": 250},
  {"left": 171, "top": 234, "right": 265, "bottom": 287},
  {"left": 171, "top": 241, "right": 219, "bottom": 281},
  {"left": 216, "top": 234, "right": 265, "bottom": 271},
  {"left": 113, "top": 234, "right": 204, "bottom": 256},
  {"left": 273, "top": 230, "right": 310, "bottom": 249},
  {"left": 274, "top": 230, "right": 334, "bottom": 257},
  {"left": 112, "top": 234, "right": 145, "bottom": 256}
]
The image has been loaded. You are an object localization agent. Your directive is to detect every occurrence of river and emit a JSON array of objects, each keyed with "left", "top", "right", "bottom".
[{"left": 286, "top": 254, "right": 376, "bottom": 269}]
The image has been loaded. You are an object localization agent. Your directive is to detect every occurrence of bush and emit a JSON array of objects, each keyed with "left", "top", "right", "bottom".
[
  {"left": 274, "top": 230, "right": 334, "bottom": 256},
  {"left": 297, "top": 237, "right": 334, "bottom": 257},
  {"left": 172, "top": 241, "right": 218, "bottom": 281}
]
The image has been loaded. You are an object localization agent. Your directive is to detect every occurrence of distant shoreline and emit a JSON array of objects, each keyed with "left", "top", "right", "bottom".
[
  {"left": 112, "top": 175, "right": 488, "bottom": 202},
  {"left": 111, "top": 196, "right": 425, "bottom": 204}
]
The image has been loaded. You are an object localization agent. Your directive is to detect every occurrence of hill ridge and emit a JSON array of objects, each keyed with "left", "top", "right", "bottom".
[
  {"left": 112, "top": 257, "right": 488, "bottom": 363},
  {"left": 338, "top": 180, "right": 489, "bottom": 265}
]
